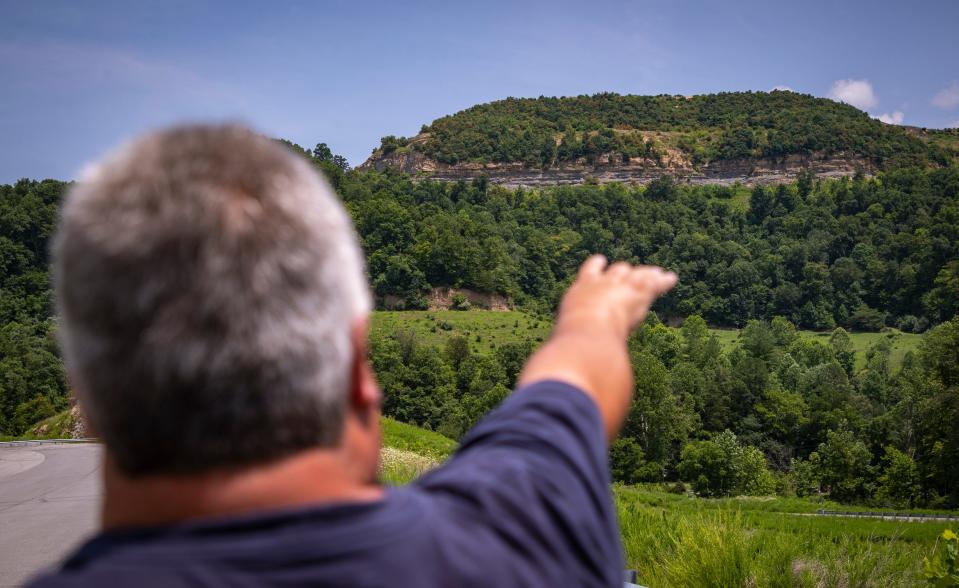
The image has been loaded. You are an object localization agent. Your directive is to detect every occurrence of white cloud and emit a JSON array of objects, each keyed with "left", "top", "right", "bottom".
[
  {"left": 875, "top": 111, "right": 905, "bottom": 125},
  {"left": 0, "top": 40, "right": 236, "bottom": 103},
  {"left": 828, "top": 79, "right": 878, "bottom": 110},
  {"left": 772, "top": 85, "right": 793, "bottom": 92},
  {"left": 932, "top": 82, "right": 959, "bottom": 110}
]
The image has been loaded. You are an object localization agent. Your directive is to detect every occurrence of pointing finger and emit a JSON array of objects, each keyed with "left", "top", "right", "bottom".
[
  {"left": 630, "top": 267, "right": 678, "bottom": 296},
  {"left": 578, "top": 254, "right": 608, "bottom": 279},
  {"left": 606, "top": 261, "right": 632, "bottom": 279}
]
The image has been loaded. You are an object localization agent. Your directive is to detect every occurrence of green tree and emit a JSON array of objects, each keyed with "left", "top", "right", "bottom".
[
  {"left": 755, "top": 388, "right": 809, "bottom": 445},
  {"left": 874, "top": 446, "right": 920, "bottom": 508},
  {"left": 740, "top": 320, "right": 776, "bottom": 362},
  {"left": 916, "top": 317, "right": 959, "bottom": 505},
  {"left": 623, "top": 351, "right": 695, "bottom": 469},
  {"left": 678, "top": 430, "right": 774, "bottom": 497},
  {"left": 11, "top": 395, "right": 56, "bottom": 436},
  {"left": 848, "top": 304, "right": 887, "bottom": 331},
  {"left": 829, "top": 327, "right": 856, "bottom": 377},
  {"left": 443, "top": 335, "right": 471, "bottom": 369},
  {"left": 747, "top": 185, "right": 772, "bottom": 224},
  {"left": 678, "top": 437, "right": 734, "bottom": 497},
  {"left": 924, "top": 261, "right": 959, "bottom": 324},
  {"left": 812, "top": 430, "right": 874, "bottom": 502},
  {"left": 739, "top": 445, "right": 777, "bottom": 495},
  {"left": 610, "top": 437, "right": 651, "bottom": 484},
  {"left": 680, "top": 314, "right": 709, "bottom": 365},
  {"left": 0, "top": 321, "right": 67, "bottom": 435},
  {"left": 770, "top": 316, "right": 799, "bottom": 348}
]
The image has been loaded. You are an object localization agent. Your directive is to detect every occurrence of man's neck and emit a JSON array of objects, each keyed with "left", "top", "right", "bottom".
[{"left": 102, "top": 446, "right": 383, "bottom": 530}]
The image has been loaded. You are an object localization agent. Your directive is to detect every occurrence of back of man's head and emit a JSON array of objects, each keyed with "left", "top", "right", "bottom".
[{"left": 53, "top": 124, "right": 370, "bottom": 477}]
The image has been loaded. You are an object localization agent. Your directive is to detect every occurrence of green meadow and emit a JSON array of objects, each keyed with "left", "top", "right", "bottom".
[
  {"left": 380, "top": 419, "right": 954, "bottom": 587},
  {"left": 370, "top": 310, "right": 922, "bottom": 372}
]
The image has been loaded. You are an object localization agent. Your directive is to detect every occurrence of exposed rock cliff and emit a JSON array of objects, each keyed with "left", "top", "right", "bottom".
[
  {"left": 359, "top": 147, "right": 875, "bottom": 187},
  {"left": 382, "top": 287, "right": 513, "bottom": 311}
]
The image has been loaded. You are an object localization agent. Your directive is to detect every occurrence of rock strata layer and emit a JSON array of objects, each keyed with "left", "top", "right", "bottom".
[{"left": 360, "top": 150, "right": 875, "bottom": 187}]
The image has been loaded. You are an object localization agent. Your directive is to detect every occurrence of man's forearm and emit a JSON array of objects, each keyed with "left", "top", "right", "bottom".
[
  {"left": 517, "top": 322, "right": 633, "bottom": 442},
  {"left": 515, "top": 255, "right": 676, "bottom": 443}
]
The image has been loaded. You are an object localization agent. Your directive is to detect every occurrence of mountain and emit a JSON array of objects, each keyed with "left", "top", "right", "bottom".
[{"left": 360, "top": 91, "right": 953, "bottom": 186}]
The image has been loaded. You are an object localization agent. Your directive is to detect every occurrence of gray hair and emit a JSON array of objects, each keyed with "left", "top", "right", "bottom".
[{"left": 53, "top": 124, "right": 371, "bottom": 476}]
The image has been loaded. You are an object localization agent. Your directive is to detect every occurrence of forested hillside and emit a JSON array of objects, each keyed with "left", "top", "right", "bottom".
[
  {"left": 0, "top": 179, "right": 68, "bottom": 436},
  {"left": 334, "top": 159, "right": 959, "bottom": 332},
  {"left": 1, "top": 140, "right": 957, "bottom": 508},
  {"left": 371, "top": 92, "right": 950, "bottom": 168},
  {"left": 369, "top": 310, "right": 959, "bottom": 508}
]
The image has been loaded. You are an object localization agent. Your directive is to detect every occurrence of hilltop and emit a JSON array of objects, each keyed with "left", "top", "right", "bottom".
[{"left": 360, "top": 91, "right": 953, "bottom": 186}]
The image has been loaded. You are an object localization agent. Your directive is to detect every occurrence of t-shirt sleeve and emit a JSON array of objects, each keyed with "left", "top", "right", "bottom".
[{"left": 411, "top": 380, "right": 623, "bottom": 587}]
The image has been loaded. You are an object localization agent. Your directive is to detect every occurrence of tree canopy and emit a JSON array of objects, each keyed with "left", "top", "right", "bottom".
[{"left": 374, "top": 92, "right": 950, "bottom": 168}]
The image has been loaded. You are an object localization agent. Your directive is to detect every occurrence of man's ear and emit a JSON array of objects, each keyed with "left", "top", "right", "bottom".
[{"left": 349, "top": 317, "right": 381, "bottom": 416}]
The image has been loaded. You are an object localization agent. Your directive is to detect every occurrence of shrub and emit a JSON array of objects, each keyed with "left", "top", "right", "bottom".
[
  {"left": 678, "top": 431, "right": 776, "bottom": 497},
  {"left": 451, "top": 293, "right": 470, "bottom": 311},
  {"left": 923, "top": 530, "right": 958, "bottom": 587},
  {"left": 848, "top": 304, "right": 887, "bottom": 331}
]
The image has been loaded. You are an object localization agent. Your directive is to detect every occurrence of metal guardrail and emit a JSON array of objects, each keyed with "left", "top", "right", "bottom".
[
  {"left": 0, "top": 438, "right": 97, "bottom": 447},
  {"left": 816, "top": 508, "right": 959, "bottom": 521}
]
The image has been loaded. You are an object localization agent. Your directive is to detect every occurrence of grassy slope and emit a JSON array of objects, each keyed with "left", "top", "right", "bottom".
[
  {"left": 379, "top": 418, "right": 457, "bottom": 485},
  {"left": 917, "top": 128, "right": 959, "bottom": 164},
  {"left": 382, "top": 417, "right": 457, "bottom": 461},
  {"left": 18, "top": 407, "right": 82, "bottom": 440},
  {"left": 378, "top": 419, "right": 949, "bottom": 585},
  {"left": 371, "top": 310, "right": 922, "bottom": 372}
]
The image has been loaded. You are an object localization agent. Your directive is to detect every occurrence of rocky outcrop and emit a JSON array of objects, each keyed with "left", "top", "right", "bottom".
[
  {"left": 28, "top": 406, "right": 88, "bottom": 439},
  {"left": 359, "top": 149, "right": 876, "bottom": 187},
  {"left": 382, "top": 287, "right": 513, "bottom": 311}
]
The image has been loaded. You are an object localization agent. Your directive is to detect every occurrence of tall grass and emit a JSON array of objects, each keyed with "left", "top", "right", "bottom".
[
  {"left": 378, "top": 446, "right": 438, "bottom": 485},
  {"left": 381, "top": 417, "right": 457, "bottom": 461},
  {"left": 616, "top": 486, "right": 933, "bottom": 586},
  {"left": 379, "top": 419, "right": 457, "bottom": 484}
]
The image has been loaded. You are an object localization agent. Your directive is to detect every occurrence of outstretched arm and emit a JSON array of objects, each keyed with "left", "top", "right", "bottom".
[{"left": 518, "top": 255, "right": 677, "bottom": 441}]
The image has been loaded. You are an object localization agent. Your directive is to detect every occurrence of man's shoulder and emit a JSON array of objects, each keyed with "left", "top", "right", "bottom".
[
  {"left": 28, "top": 381, "right": 617, "bottom": 588},
  {"left": 25, "top": 491, "right": 438, "bottom": 587},
  {"left": 27, "top": 568, "right": 183, "bottom": 588}
]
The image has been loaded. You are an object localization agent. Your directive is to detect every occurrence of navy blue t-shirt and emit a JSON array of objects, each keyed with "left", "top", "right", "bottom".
[{"left": 28, "top": 381, "right": 624, "bottom": 587}]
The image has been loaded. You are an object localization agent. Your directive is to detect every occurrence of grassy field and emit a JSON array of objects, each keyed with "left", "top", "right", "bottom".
[
  {"left": 371, "top": 310, "right": 923, "bottom": 372},
  {"left": 371, "top": 310, "right": 552, "bottom": 355},
  {"left": 615, "top": 485, "right": 949, "bottom": 587},
  {"left": 379, "top": 421, "right": 952, "bottom": 587}
]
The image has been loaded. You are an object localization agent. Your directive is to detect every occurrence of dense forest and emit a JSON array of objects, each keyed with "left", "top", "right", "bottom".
[
  {"left": 370, "top": 312, "right": 959, "bottom": 508},
  {"left": 1, "top": 140, "right": 957, "bottom": 508},
  {"left": 328, "top": 152, "right": 959, "bottom": 332},
  {"left": 0, "top": 179, "right": 67, "bottom": 436},
  {"left": 376, "top": 92, "right": 951, "bottom": 168}
]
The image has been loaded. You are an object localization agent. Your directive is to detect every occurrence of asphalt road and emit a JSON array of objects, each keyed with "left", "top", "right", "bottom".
[{"left": 0, "top": 443, "right": 101, "bottom": 587}]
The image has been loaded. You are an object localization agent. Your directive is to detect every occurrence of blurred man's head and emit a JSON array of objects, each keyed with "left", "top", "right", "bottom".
[{"left": 53, "top": 125, "right": 374, "bottom": 477}]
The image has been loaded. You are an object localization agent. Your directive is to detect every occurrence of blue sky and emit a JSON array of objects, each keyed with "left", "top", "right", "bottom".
[{"left": 1, "top": 0, "right": 957, "bottom": 182}]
